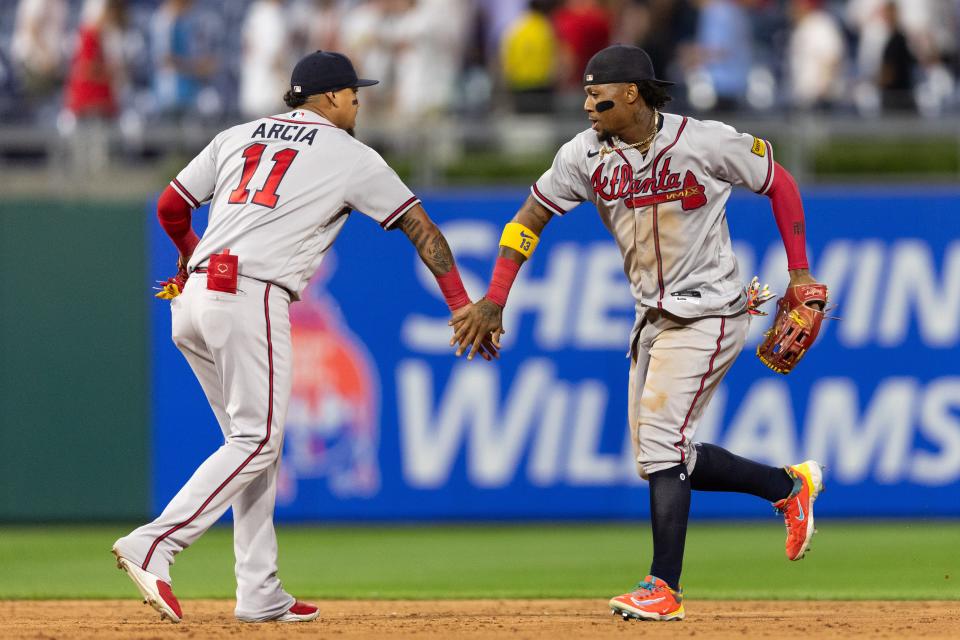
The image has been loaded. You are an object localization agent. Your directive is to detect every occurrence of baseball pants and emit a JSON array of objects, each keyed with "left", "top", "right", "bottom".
[
  {"left": 628, "top": 310, "right": 749, "bottom": 477},
  {"left": 114, "top": 273, "right": 295, "bottom": 621}
]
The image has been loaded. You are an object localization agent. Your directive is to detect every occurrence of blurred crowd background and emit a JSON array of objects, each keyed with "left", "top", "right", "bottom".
[{"left": 1, "top": 0, "right": 959, "bottom": 193}]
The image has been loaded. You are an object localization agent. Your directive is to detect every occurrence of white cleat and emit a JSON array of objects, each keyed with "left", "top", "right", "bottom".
[{"left": 112, "top": 547, "right": 182, "bottom": 623}]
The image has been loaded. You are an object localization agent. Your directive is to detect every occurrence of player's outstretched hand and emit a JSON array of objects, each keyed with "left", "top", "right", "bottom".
[{"left": 450, "top": 299, "right": 504, "bottom": 361}]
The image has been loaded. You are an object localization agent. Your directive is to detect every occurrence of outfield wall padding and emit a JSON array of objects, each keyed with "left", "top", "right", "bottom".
[{"left": 0, "top": 201, "right": 149, "bottom": 521}]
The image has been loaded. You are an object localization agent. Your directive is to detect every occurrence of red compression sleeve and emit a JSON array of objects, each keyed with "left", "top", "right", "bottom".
[
  {"left": 157, "top": 184, "right": 199, "bottom": 256},
  {"left": 486, "top": 256, "right": 522, "bottom": 307},
  {"left": 436, "top": 264, "right": 470, "bottom": 311},
  {"left": 767, "top": 162, "right": 809, "bottom": 270}
]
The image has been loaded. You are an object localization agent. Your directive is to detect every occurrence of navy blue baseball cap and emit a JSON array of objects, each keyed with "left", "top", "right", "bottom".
[
  {"left": 290, "top": 50, "right": 379, "bottom": 96},
  {"left": 583, "top": 45, "right": 673, "bottom": 87}
]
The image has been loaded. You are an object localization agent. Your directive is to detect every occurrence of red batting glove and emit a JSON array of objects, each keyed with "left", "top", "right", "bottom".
[{"left": 155, "top": 264, "right": 189, "bottom": 300}]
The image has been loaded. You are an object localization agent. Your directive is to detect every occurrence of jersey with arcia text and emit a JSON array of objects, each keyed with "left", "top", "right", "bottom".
[
  {"left": 531, "top": 112, "right": 774, "bottom": 323},
  {"left": 172, "top": 109, "right": 420, "bottom": 299}
]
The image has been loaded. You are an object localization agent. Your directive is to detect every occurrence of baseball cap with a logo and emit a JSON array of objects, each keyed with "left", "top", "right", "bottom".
[
  {"left": 290, "top": 50, "right": 379, "bottom": 96},
  {"left": 583, "top": 45, "right": 673, "bottom": 87}
]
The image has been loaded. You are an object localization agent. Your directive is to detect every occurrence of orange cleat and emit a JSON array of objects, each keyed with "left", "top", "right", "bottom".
[
  {"left": 609, "top": 575, "right": 684, "bottom": 621},
  {"left": 773, "top": 460, "right": 824, "bottom": 561}
]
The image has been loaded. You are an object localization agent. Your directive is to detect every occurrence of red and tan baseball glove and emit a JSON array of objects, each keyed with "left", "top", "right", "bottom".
[{"left": 756, "top": 282, "right": 829, "bottom": 374}]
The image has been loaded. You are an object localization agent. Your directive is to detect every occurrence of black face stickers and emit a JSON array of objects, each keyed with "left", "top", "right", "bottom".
[{"left": 595, "top": 100, "right": 616, "bottom": 113}]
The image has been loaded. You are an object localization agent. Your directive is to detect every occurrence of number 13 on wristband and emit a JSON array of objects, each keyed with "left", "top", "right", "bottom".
[{"left": 500, "top": 222, "right": 539, "bottom": 258}]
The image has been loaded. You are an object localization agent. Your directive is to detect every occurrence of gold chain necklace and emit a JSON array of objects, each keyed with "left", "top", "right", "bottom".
[{"left": 599, "top": 110, "right": 660, "bottom": 157}]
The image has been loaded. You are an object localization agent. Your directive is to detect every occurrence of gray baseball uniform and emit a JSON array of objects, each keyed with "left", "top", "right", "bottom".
[
  {"left": 531, "top": 113, "right": 774, "bottom": 475},
  {"left": 114, "top": 109, "right": 421, "bottom": 620}
]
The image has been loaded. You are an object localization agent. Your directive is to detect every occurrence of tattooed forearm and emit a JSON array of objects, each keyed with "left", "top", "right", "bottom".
[
  {"left": 397, "top": 208, "right": 455, "bottom": 276},
  {"left": 427, "top": 234, "right": 454, "bottom": 275},
  {"left": 399, "top": 214, "right": 428, "bottom": 248}
]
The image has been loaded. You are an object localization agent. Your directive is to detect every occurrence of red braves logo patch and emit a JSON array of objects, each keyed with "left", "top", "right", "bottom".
[{"left": 592, "top": 157, "right": 707, "bottom": 211}]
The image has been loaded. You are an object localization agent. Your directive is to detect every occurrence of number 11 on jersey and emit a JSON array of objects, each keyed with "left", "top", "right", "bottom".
[{"left": 228, "top": 143, "right": 299, "bottom": 208}]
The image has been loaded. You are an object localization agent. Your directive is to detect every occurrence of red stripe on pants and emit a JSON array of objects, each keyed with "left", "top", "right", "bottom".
[{"left": 674, "top": 316, "right": 725, "bottom": 462}]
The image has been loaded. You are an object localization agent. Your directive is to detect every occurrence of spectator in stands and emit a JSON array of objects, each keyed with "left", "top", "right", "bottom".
[
  {"left": 240, "top": 0, "right": 292, "bottom": 118},
  {"left": 64, "top": 0, "right": 128, "bottom": 120},
  {"left": 847, "top": 0, "right": 891, "bottom": 89},
  {"left": 341, "top": 0, "right": 397, "bottom": 117},
  {"left": 876, "top": 1, "right": 916, "bottom": 113},
  {"left": 894, "top": 0, "right": 954, "bottom": 66},
  {"left": 553, "top": 0, "right": 611, "bottom": 88},
  {"left": 476, "top": 0, "right": 528, "bottom": 63},
  {"left": 612, "top": 0, "right": 649, "bottom": 48},
  {"left": 151, "top": 0, "right": 215, "bottom": 118},
  {"left": 688, "top": 0, "right": 753, "bottom": 111},
  {"left": 787, "top": 0, "right": 846, "bottom": 109},
  {"left": 613, "top": 0, "right": 698, "bottom": 85},
  {"left": 388, "top": 0, "right": 470, "bottom": 119},
  {"left": 11, "top": 0, "right": 68, "bottom": 102},
  {"left": 290, "top": 0, "right": 344, "bottom": 54},
  {"left": 0, "top": 49, "right": 20, "bottom": 120},
  {"left": 61, "top": 0, "right": 128, "bottom": 175},
  {"left": 897, "top": 0, "right": 956, "bottom": 116},
  {"left": 499, "top": 0, "right": 557, "bottom": 113}
]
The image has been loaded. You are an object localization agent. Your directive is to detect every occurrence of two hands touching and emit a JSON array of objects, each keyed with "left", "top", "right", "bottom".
[
  {"left": 449, "top": 297, "right": 506, "bottom": 362},
  {"left": 446, "top": 197, "right": 551, "bottom": 361},
  {"left": 395, "top": 204, "right": 537, "bottom": 363}
]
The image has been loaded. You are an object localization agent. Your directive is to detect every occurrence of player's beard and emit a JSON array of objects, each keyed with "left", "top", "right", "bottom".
[{"left": 596, "top": 130, "right": 613, "bottom": 145}]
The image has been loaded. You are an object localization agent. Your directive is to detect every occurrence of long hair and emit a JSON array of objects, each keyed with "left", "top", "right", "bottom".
[{"left": 636, "top": 80, "right": 672, "bottom": 110}]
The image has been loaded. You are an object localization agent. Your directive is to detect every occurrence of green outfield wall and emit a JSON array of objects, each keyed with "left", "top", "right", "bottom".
[{"left": 0, "top": 201, "right": 150, "bottom": 520}]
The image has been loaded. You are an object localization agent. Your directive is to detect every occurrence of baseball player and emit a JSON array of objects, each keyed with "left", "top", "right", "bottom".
[
  {"left": 451, "top": 45, "right": 827, "bottom": 622},
  {"left": 112, "top": 50, "right": 488, "bottom": 624}
]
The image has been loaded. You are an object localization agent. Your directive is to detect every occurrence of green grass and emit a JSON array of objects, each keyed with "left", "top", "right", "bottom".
[{"left": 0, "top": 522, "right": 957, "bottom": 600}]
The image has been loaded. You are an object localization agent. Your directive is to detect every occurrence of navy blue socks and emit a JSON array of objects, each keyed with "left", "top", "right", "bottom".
[
  {"left": 647, "top": 464, "right": 690, "bottom": 591},
  {"left": 644, "top": 444, "right": 796, "bottom": 592},
  {"left": 690, "top": 442, "right": 795, "bottom": 502}
]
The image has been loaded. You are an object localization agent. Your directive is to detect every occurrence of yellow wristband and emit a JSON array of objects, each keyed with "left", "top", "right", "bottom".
[{"left": 499, "top": 222, "right": 539, "bottom": 258}]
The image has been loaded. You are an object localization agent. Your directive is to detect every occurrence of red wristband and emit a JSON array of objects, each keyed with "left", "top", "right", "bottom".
[
  {"left": 436, "top": 264, "right": 470, "bottom": 311},
  {"left": 486, "top": 256, "right": 521, "bottom": 307}
]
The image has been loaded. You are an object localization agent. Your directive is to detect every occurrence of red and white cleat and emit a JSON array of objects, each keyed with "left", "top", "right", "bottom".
[
  {"left": 773, "top": 460, "right": 824, "bottom": 561},
  {"left": 272, "top": 601, "right": 320, "bottom": 623},
  {"left": 112, "top": 547, "right": 182, "bottom": 623}
]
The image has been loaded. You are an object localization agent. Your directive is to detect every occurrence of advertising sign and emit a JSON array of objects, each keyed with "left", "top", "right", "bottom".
[{"left": 151, "top": 187, "right": 960, "bottom": 520}]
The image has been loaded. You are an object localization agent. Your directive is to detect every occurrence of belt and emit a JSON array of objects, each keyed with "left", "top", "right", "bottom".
[{"left": 192, "top": 267, "right": 293, "bottom": 299}]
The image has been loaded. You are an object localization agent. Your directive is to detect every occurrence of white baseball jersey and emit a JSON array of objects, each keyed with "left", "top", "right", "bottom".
[
  {"left": 171, "top": 109, "right": 420, "bottom": 299},
  {"left": 531, "top": 112, "right": 774, "bottom": 324},
  {"left": 116, "top": 109, "right": 423, "bottom": 620}
]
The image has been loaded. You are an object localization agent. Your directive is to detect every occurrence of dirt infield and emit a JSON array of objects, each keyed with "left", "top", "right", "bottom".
[{"left": 1, "top": 599, "right": 958, "bottom": 639}]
